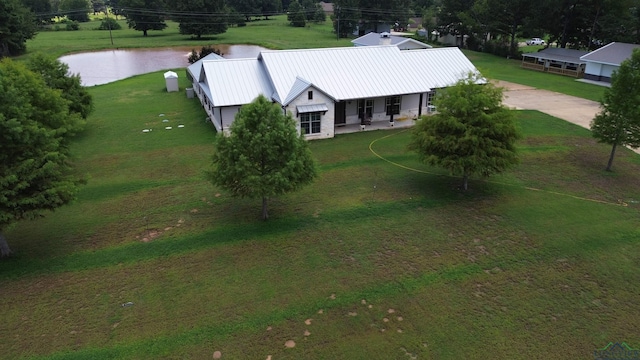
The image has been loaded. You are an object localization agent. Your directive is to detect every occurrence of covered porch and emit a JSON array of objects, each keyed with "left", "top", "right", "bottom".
[
  {"left": 521, "top": 48, "right": 588, "bottom": 78},
  {"left": 334, "top": 118, "right": 417, "bottom": 135}
]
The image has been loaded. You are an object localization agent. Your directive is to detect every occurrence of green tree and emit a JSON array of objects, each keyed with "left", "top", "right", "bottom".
[
  {"left": 260, "top": 0, "right": 281, "bottom": 19},
  {"left": 590, "top": 49, "right": 640, "bottom": 171},
  {"left": 207, "top": 95, "right": 317, "bottom": 220},
  {"left": 120, "top": 0, "right": 167, "bottom": 36},
  {"left": 287, "top": 0, "right": 306, "bottom": 27},
  {"left": 167, "top": 0, "right": 228, "bottom": 39},
  {"left": 332, "top": 0, "right": 359, "bottom": 38},
  {"left": 231, "top": 0, "right": 259, "bottom": 21},
  {"left": 0, "top": 59, "right": 85, "bottom": 257},
  {"left": 409, "top": 75, "right": 520, "bottom": 190},
  {"left": 22, "top": 0, "right": 53, "bottom": 24},
  {"left": 0, "top": 0, "right": 37, "bottom": 57},
  {"left": 26, "top": 53, "right": 94, "bottom": 120},
  {"left": 59, "top": 0, "right": 91, "bottom": 22}
]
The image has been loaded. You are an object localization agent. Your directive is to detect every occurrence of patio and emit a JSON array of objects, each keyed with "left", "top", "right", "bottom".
[{"left": 334, "top": 118, "right": 417, "bottom": 135}]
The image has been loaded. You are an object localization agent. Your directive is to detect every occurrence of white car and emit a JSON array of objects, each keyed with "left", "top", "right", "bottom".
[{"left": 526, "top": 38, "right": 546, "bottom": 46}]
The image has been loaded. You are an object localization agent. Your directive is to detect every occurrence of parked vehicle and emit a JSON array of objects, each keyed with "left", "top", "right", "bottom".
[{"left": 526, "top": 38, "right": 546, "bottom": 46}]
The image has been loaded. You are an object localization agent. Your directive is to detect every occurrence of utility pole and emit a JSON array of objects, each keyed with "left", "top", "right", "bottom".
[{"left": 106, "top": 6, "right": 114, "bottom": 46}]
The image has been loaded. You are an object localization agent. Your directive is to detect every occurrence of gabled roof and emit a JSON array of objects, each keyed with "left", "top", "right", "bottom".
[
  {"left": 522, "top": 47, "right": 588, "bottom": 64},
  {"left": 351, "top": 32, "right": 432, "bottom": 49},
  {"left": 201, "top": 58, "right": 273, "bottom": 107},
  {"left": 282, "top": 77, "right": 335, "bottom": 105},
  {"left": 258, "top": 46, "right": 474, "bottom": 103},
  {"left": 198, "top": 46, "right": 481, "bottom": 108},
  {"left": 580, "top": 42, "right": 640, "bottom": 66},
  {"left": 187, "top": 52, "right": 224, "bottom": 80},
  {"left": 400, "top": 47, "right": 484, "bottom": 88}
]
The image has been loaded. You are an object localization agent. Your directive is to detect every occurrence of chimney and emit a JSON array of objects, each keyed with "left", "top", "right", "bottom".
[{"left": 379, "top": 32, "right": 392, "bottom": 46}]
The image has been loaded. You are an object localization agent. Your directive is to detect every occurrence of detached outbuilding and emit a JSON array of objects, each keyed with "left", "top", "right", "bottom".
[
  {"left": 164, "top": 71, "right": 179, "bottom": 92},
  {"left": 580, "top": 42, "right": 640, "bottom": 83}
]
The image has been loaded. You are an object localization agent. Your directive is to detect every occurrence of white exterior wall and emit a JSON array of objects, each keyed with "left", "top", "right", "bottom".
[
  {"left": 585, "top": 62, "right": 602, "bottom": 77},
  {"left": 601, "top": 64, "right": 617, "bottom": 78},
  {"left": 286, "top": 89, "right": 335, "bottom": 140},
  {"left": 397, "top": 94, "right": 421, "bottom": 123}
]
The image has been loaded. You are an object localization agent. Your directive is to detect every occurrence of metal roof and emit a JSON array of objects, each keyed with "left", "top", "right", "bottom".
[
  {"left": 297, "top": 103, "right": 329, "bottom": 113},
  {"left": 522, "top": 48, "right": 588, "bottom": 64},
  {"left": 258, "top": 46, "right": 479, "bottom": 104},
  {"left": 351, "top": 32, "right": 431, "bottom": 48},
  {"left": 580, "top": 42, "right": 640, "bottom": 66},
  {"left": 201, "top": 58, "right": 273, "bottom": 107},
  {"left": 399, "top": 47, "right": 484, "bottom": 88},
  {"left": 186, "top": 52, "right": 224, "bottom": 80}
]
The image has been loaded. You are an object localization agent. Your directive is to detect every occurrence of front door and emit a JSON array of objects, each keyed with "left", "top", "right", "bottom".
[{"left": 335, "top": 101, "right": 346, "bottom": 126}]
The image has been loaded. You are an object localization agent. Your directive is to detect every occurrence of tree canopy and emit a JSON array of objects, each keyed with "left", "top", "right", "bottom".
[
  {"left": 287, "top": 0, "right": 306, "bottom": 27},
  {"left": 207, "top": 95, "right": 317, "bottom": 220},
  {"left": 590, "top": 49, "right": 640, "bottom": 171},
  {"left": 58, "top": 0, "right": 91, "bottom": 22},
  {"left": 27, "top": 53, "right": 94, "bottom": 120},
  {"left": 0, "top": 59, "right": 86, "bottom": 257},
  {"left": 409, "top": 75, "right": 520, "bottom": 190},
  {"left": 120, "top": 0, "right": 167, "bottom": 36},
  {"left": 0, "top": 0, "right": 37, "bottom": 57},
  {"left": 167, "top": 0, "right": 228, "bottom": 39}
]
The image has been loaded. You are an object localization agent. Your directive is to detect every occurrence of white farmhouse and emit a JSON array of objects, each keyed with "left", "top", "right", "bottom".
[{"left": 187, "top": 46, "right": 482, "bottom": 139}]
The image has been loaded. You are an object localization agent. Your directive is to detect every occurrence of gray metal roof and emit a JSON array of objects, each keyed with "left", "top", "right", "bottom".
[
  {"left": 297, "top": 103, "right": 329, "bottom": 113},
  {"left": 522, "top": 47, "right": 588, "bottom": 64},
  {"left": 400, "top": 47, "right": 484, "bottom": 88},
  {"left": 351, "top": 32, "right": 431, "bottom": 48},
  {"left": 201, "top": 58, "right": 273, "bottom": 107},
  {"left": 259, "top": 46, "right": 479, "bottom": 104},
  {"left": 186, "top": 52, "right": 224, "bottom": 80},
  {"left": 580, "top": 42, "right": 640, "bottom": 66}
]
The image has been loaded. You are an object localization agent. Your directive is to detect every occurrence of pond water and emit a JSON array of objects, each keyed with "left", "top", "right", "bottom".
[{"left": 59, "top": 45, "right": 266, "bottom": 87}]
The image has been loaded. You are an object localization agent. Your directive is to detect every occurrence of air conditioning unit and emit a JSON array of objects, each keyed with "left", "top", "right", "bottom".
[{"left": 427, "top": 105, "right": 437, "bottom": 113}]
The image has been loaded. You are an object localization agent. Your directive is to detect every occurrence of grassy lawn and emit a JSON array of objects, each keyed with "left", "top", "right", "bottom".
[
  {"left": 463, "top": 50, "right": 606, "bottom": 102},
  {"left": 24, "top": 15, "right": 352, "bottom": 59},
  {"left": 1, "top": 70, "right": 639, "bottom": 359}
]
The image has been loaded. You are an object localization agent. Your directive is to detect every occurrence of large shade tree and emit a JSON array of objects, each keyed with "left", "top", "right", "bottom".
[
  {"left": 0, "top": 0, "right": 37, "bottom": 57},
  {"left": 590, "top": 49, "right": 640, "bottom": 171},
  {"left": 409, "top": 75, "right": 520, "bottom": 190},
  {"left": 59, "top": 0, "right": 91, "bottom": 22},
  {"left": 120, "top": 0, "right": 167, "bottom": 36},
  {"left": 27, "top": 53, "right": 93, "bottom": 120},
  {"left": 0, "top": 59, "right": 86, "bottom": 257},
  {"left": 167, "top": 0, "right": 228, "bottom": 39},
  {"left": 207, "top": 95, "right": 317, "bottom": 220}
]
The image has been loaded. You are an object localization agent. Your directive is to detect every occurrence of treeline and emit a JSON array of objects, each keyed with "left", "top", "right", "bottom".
[{"left": 434, "top": 0, "right": 640, "bottom": 56}]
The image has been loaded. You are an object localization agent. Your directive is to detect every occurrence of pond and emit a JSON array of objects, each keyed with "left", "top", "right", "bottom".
[{"left": 59, "top": 45, "right": 267, "bottom": 87}]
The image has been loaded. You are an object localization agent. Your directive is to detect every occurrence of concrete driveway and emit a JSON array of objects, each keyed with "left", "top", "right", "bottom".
[{"left": 496, "top": 80, "right": 601, "bottom": 129}]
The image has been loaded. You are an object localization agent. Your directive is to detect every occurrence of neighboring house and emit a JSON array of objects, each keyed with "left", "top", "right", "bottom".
[
  {"left": 580, "top": 42, "right": 640, "bottom": 83},
  {"left": 188, "top": 46, "right": 481, "bottom": 140},
  {"left": 521, "top": 47, "right": 588, "bottom": 78},
  {"left": 432, "top": 31, "right": 468, "bottom": 47},
  {"left": 319, "top": 1, "right": 333, "bottom": 15},
  {"left": 352, "top": 32, "right": 432, "bottom": 50}
]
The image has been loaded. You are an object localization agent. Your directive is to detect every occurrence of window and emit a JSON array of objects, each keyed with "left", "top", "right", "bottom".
[
  {"left": 426, "top": 90, "right": 436, "bottom": 106},
  {"left": 300, "top": 112, "right": 321, "bottom": 135},
  {"left": 385, "top": 96, "right": 401, "bottom": 115},
  {"left": 308, "top": 91, "right": 313, "bottom": 100},
  {"left": 357, "top": 99, "right": 374, "bottom": 119}
]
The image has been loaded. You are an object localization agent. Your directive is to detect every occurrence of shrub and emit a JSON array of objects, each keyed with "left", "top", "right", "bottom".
[{"left": 98, "top": 18, "right": 121, "bottom": 30}]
